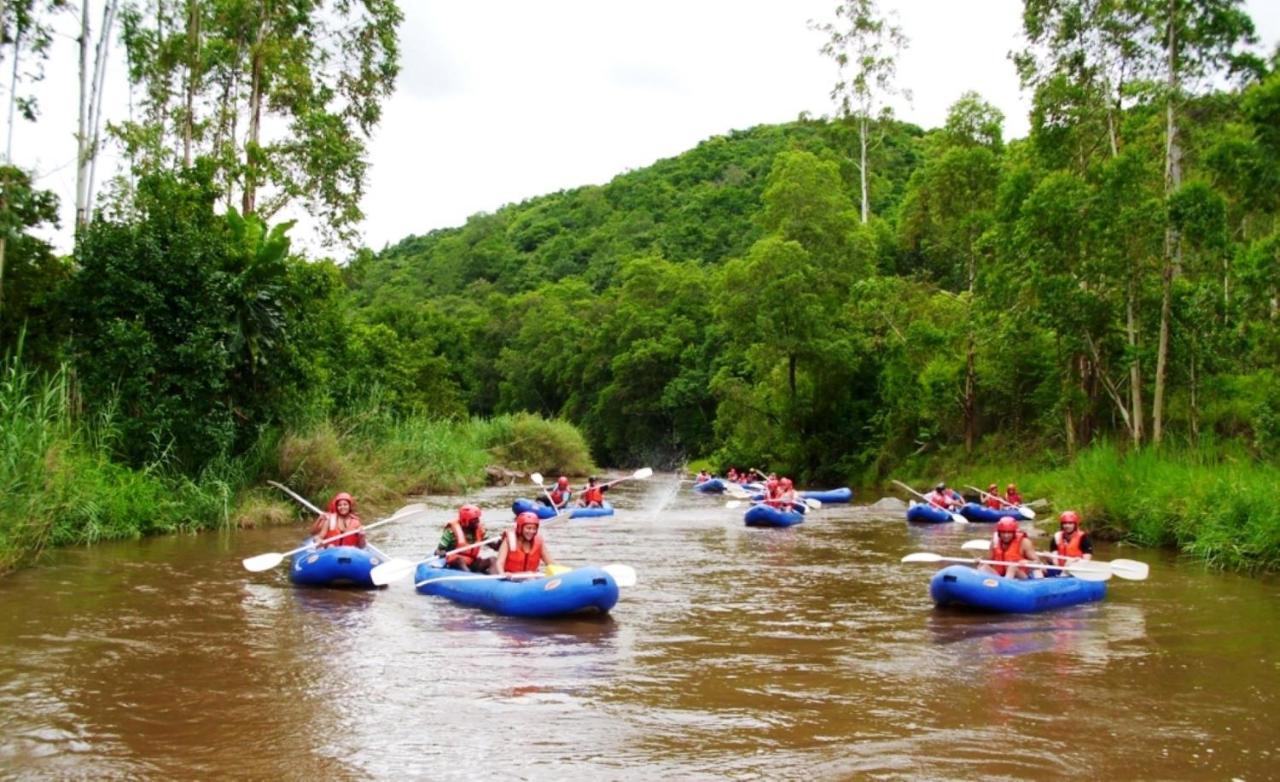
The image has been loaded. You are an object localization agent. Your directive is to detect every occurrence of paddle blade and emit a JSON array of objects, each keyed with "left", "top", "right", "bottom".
[
  {"left": 1107, "top": 558, "right": 1150, "bottom": 581},
  {"left": 531, "top": 472, "right": 544, "bottom": 486},
  {"left": 393, "top": 503, "right": 429, "bottom": 518},
  {"left": 1018, "top": 505, "right": 1037, "bottom": 520},
  {"left": 725, "top": 500, "right": 743, "bottom": 509},
  {"left": 901, "top": 552, "right": 944, "bottom": 563},
  {"left": 951, "top": 512, "right": 970, "bottom": 525},
  {"left": 632, "top": 467, "right": 654, "bottom": 480},
  {"left": 961, "top": 539, "right": 990, "bottom": 551},
  {"left": 370, "top": 557, "right": 419, "bottom": 586},
  {"left": 1065, "top": 562, "right": 1112, "bottom": 582},
  {"left": 805, "top": 498, "right": 822, "bottom": 510},
  {"left": 546, "top": 564, "right": 572, "bottom": 576},
  {"left": 602, "top": 563, "right": 637, "bottom": 587},
  {"left": 242, "top": 552, "right": 285, "bottom": 572}
]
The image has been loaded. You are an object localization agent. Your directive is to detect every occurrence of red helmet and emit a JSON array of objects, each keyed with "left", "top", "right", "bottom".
[
  {"left": 327, "top": 492, "right": 356, "bottom": 513},
  {"left": 458, "top": 504, "right": 481, "bottom": 523},
  {"left": 557, "top": 476, "right": 569, "bottom": 488},
  {"left": 515, "top": 511, "right": 540, "bottom": 532},
  {"left": 996, "top": 517, "right": 1019, "bottom": 533},
  {"left": 1059, "top": 511, "right": 1081, "bottom": 527},
  {"left": 987, "top": 483, "right": 998, "bottom": 491},
  {"left": 780, "top": 477, "right": 793, "bottom": 489}
]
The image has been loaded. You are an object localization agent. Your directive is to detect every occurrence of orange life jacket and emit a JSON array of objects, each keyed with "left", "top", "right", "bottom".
[
  {"left": 989, "top": 532, "right": 1027, "bottom": 577},
  {"left": 1053, "top": 529, "right": 1087, "bottom": 563},
  {"left": 582, "top": 486, "right": 604, "bottom": 506},
  {"left": 446, "top": 520, "right": 487, "bottom": 567},
  {"left": 317, "top": 513, "right": 364, "bottom": 548},
  {"left": 504, "top": 530, "right": 544, "bottom": 573},
  {"left": 549, "top": 488, "right": 570, "bottom": 506}
]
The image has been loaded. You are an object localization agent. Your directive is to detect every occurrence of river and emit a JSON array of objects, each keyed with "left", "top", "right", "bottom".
[{"left": 1, "top": 474, "right": 1277, "bottom": 780}]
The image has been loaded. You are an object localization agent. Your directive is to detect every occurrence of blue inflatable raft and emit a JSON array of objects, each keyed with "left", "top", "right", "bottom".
[
  {"left": 929, "top": 565, "right": 1107, "bottom": 613},
  {"left": 414, "top": 559, "right": 620, "bottom": 617},
  {"left": 693, "top": 478, "right": 728, "bottom": 493},
  {"left": 511, "top": 497, "right": 615, "bottom": 520},
  {"left": 906, "top": 502, "right": 955, "bottom": 524},
  {"left": 289, "top": 544, "right": 384, "bottom": 587},
  {"left": 744, "top": 504, "right": 805, "bottom": 527},
  {"left": 801, "top": 487, "right": 853, "bottom": 503},
  {"left": 958, "top": 502, "right": 1032, "bottom": 522}
]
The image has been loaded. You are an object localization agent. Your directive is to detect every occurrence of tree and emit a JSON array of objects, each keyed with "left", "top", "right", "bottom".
[
  {"left": 116, "top": 0, "right": 403, "bottom": 246},
  {"left": 810, "top": 0, "right": 909, "bottom": 223}
]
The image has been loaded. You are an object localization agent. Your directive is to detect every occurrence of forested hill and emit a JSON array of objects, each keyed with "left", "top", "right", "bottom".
[
  {"left": 347, "top": 67, "right": 1280, "bottom": 481},
  {"left": 352, "top": 119, "right": 923, "bottom": 302}
]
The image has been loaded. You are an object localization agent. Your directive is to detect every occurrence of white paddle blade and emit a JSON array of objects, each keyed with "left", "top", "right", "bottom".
[
  {"left": 961, "top": 540, "right": 990, "bottom": 551},
  {"left": 603, "top": 563, "right": 637, "bottom": 587},
  {"left": 242, "top": 552, "right": 285, "bottom": 572},
  {"left": 632, "top": 467, "right": 654, "bottom": 480},
  {"left": 805, "top": 498, "right": 822, "bottom": 510},
  {"left": 393, "top": 503, "right": 429, "bottom": 517},
  {"left": 370, "top": 557, "right": 419, "bottom": 586},
  {"left": 901, "top": 552, "right": 944, "bottom": 563},
  {"left": 951, "top": 513, "right": 970, "bottom": 525},
  {"left": 725, "top": 500, "right": 743, "bottom": 509},
  {"left": 531, "top": 472, "right": 544, "bottom": 485},
  {"left": 1107, "top": 558, "right": 1150, "bottom": 581},
  {"left": 1064, "top": 562, "right": 1112, "bottom": 582},
  {"left": 1018, "top": 505, "right": 1037, "bottom": 520}
]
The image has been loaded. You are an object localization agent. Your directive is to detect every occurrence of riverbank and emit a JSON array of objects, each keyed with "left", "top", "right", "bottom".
[
  {"left": 0, "top": 356, "right": 593, "bottom": 574},
  {"left": 896, "top": 444, "right": 1280, "bottom": 573}
]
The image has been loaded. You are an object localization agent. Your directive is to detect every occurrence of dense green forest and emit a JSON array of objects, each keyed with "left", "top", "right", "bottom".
[{"left": 1, "top": 0, "right": 1279, "bottom": 571}]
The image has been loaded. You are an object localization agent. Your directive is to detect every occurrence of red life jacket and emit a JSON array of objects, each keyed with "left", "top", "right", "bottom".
[
  {"left": 446, "top": 520, "right": 486, "bottom": 567},
  {"left": 549, "top": 488, "right": 570, "bottom": 506},
  {"left": 318, "top": 513, "right": 364, "bottom": 548},
  {"left": 1006, "top": 490, "right": 1023, "bottom": 505},
  {"left": 1053, "top": 529, "right": 1087, "bottom": 564},
  {"left": 984, "top": 496, "right": 1003, "bottom": 509},
  {"left": 989, "top": 532, "right": 1027, "bottom": 577},
  {"left": 504, "top": 530, "right": 544, "bottom": 572},
  {"left": 582, "top": 486, "right": 604, "bottom": 506}
]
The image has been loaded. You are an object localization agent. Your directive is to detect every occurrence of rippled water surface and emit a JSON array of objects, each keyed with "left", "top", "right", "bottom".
[{"left": 1, "top": 475, "right": 1278, "bottom": 780}]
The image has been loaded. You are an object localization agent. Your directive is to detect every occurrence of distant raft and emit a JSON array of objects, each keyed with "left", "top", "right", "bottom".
[
  {"left": 958, "top": 502, "right": 1033, "bottom": 522},
  {"left": 692, "top": 478, "right": 729, "bottom": 494},
  {"left": 801, "top": 487, "right": 853, "bottom": 503},
  {"left": 288, "top": 544, "right": 382, "bottom": 588},
  {"left": 906, "top": 502, "right": 955, "bottom": 524},
  {"left": 414, "top": 559, "right": 620, "bottom": 618},
  {"left": 511, "top": 497, "right": 615, "bottom": 520},
  {"left": 744, "top": 504, "right": 805, "bottom": 528},
  {"left": 928, "top": 564, "right": 1107, "bottom": 613}
]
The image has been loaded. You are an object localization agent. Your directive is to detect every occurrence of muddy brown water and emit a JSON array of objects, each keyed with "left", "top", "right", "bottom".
[{"left": 1, "top": 475, "right": 1277, "bottom": 780}]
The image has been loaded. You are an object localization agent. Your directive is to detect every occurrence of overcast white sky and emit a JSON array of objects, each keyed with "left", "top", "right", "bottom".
[{"left": 11, "top": 0, "right": 1280, "bottom": 256}]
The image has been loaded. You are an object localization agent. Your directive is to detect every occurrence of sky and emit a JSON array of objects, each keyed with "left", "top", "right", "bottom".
[{"left": 9, "top": 0, "right": 1280, "bottom": 257}]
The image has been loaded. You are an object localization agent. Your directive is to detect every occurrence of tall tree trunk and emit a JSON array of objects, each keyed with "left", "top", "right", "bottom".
[
  {"left": 964, "top": 333, "right": 976, "bottom": 454},
  {"left": 182, "top": 0, "right": 200, "bottom": 168},
  {"left": 242, "top": 15, "right": 267, "bottom": 216},
  {"left": 80, "top": 1, "right": 119, "bottom": 229},
  {"left": 788, "top": 354, "right": 797, "bottom": 399},
  {"left": 1189, "top": 342, "right": 1199, "bottom": 444},
  {"left": 858, "top": 115, "right": 868, "bottom": 224},
  {"left": 1153, "top": 0, "right": 1181, "bottom": 447},
  {"left": 1127, "top": 277, "right": 1145, "bottom": 446},
  {"left": 76, "top": 1, "right": 91, "bottom": 228}
]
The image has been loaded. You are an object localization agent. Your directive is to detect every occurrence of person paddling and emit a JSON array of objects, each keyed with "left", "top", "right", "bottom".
[
  {"left": 310, "top": 492, "right": 366, "bottom": 549},
  {"left": 694, "top": 470, "right": 711, "bottom": 484},
  {"left": 538, "top": 476, "right": 573, "bottom": 509},
  {"left": 1005, "top": 483, "right": 1023, "bottom": 506},
  {"left": 925, "top": 482, "right": 963, "bottom": 511},
  {"left": 576, "top": 476, "right": 609, "bottom": 508},
  {"left": 436, "top": 504, "right": 493, "bottom": 573},
  {"left": 1049, "top": 511, "right": 1093, "bottom": 572},
  {"left": 494, "top": 512, "right": 556, "bottom": 576},
  {"left": 978, "top": 517, "right": 1038, "bottom": 579},
  {"left": 983, "top": 483, "right": 1003, "bottom": 509},
  {"left": 772, "top": 477, "right": 800, "bottom": 510}
]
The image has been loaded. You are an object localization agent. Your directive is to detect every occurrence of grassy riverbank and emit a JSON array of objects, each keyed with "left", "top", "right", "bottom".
[
  {"left": 0, "top": 357, "right": 593, "bottom": 575},
  {"left": 898, "top": 444, "right": 1280, "bottom": 573}
]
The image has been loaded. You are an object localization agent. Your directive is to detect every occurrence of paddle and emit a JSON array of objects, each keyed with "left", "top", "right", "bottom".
[
  {"left": 242, "top": 502, "right": 429, "bottom": 572},
  {"left": 901, "top": 552, "right": 1112, "bottom": 581},
  {"left": 414, "top": 562, "right": 637, "bottom": 588},
  {"left": 957, "top": 539, "right": 1150, "bottom": 581},
  {"left": 891, "top": 479, "right": 968, "bottom": 524},
  {"left": 965, "top": 485, "right": 1037, "bottom": 520}
]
